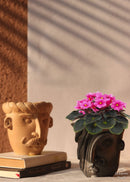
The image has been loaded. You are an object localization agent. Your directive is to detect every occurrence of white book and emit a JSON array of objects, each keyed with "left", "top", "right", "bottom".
[{"left": 0, "top": 151, "right": 67, "bottom": 169}]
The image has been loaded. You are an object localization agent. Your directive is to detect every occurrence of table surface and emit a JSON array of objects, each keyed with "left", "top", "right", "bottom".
[{"left": 0, "top": 161, "right": 130, "bottom": 182}]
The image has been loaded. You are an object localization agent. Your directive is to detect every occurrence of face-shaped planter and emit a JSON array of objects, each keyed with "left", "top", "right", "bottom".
[
  {"left": 2, "top": 102, "right": 53, "bottom": 155},
  {"left": 75, "top": 129, "right": 125, "bottom": 177}
]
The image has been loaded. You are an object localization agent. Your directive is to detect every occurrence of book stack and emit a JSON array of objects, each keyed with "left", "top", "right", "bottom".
[{"left": 0, "top": 151, "right": 71, "bottom": 178}]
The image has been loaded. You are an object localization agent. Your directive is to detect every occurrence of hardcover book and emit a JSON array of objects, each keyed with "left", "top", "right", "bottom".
[
  {"left": 0, "top": 151, "right": 67, "bottom": 169},
  {"left": 0, "top": 161, "right": 71, "bottom": 178}
]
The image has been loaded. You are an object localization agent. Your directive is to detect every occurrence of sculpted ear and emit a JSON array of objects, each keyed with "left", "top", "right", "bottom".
[
  {"left": 4, "top": 117, "right": 13, "bottom": 130},
  {"left": 49, "top": 117, "right": 53, "bottom": 128}
]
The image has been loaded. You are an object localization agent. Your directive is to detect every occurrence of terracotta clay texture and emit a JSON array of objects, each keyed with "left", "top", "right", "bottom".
[
  {"left": 0, "top": 0, "right": 27, "bottom": 152},
  {"left": 2, "top": 102, "right": 53, "bottom": 155}
]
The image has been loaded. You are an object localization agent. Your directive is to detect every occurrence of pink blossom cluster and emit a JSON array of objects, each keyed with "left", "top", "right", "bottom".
[{"left": 75, "top": 92, "right": 126, "bottom": 114}]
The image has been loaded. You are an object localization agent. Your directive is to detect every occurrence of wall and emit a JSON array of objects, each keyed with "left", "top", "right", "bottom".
[
  {"left": 0, "top": 0, "right": 27, "bottom": 152},
  {"left": 28, "top": 0, "right": 130, "bottom": 160}
]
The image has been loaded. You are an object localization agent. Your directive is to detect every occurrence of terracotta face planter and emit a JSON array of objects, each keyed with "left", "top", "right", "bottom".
[{"left": 2, "top": 102, "right": 53, "bottom": 155}]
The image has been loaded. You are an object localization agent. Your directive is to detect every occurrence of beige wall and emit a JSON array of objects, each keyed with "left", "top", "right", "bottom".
[{"left": 28, "top": 0, "right": 130, "bottom": 160}]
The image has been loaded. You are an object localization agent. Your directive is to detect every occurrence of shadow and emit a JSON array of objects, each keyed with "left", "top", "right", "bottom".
[
  {"left": 0, "top": 0, "right": 27, "bottom": 153},
  {"left": 115, "top": 170, "right": 130, "bottom": 177},
  {"left": 80, "top": 0, "right": 130, "bottom": 23},
  {"left": 0, "top": 3, "right": 26, "bottom": 25},
  {"left": 29, "top": 5, "right": 130, "bottom": 66},
  {"left": 31, "top": 0, "right": 130, "bottom": 54},
  {"left": 119, "top": 162, "right": 130, "bottom": 168},
  {"left": 28, "top": 58, "right": 47, "bottom": 76},
  {"left": 0, "top": 34, "right": 26, "bottom": 59},
  {"left": 0, "top": 18, "right": 26, "bottom": 41},
  {"left": 0, "top": 1, "right": 27, "bottom": 73},
  {"left": 28, "top": 41, "right": 71, "bottom": 71},
  {"left": 114, "top": 162, "right": 130, "bottom": 177},
  {"left": 28, "top": 25, "right": 96, "bottom": 67},
  {"left": 9, "top": 0, "right": 27, "bottom": 9},
  {"left": 71, "top": 162, "right": 80, "bottom": 169},
  {"left": 0, "top": 53, "right": 23, "bottom": 74},
  {"left": 101, "top": 0, "right": 130, "bottom": 14},
  {"left": 46, "top": 0, "right": 130, "bottom": 38}
]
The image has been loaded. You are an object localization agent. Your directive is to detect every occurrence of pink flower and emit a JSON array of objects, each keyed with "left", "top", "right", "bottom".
[
  {"left": 79, "top": 110, "right": 86, "bottom": 115},
  {"left": 122, "top": 102, "right": 126, "bottom": 108},
  {"left": 91, "top": 103, "right": 99, "bottom": 112},
  {"left": 104, "top": 94, "right": 114, "bottom": 98},
  {"left": 81, "top": 99, "right": 91, "bottom": 109},
  {"left": 75, "top": 92, "right": 127, "bottom": 113},
  {"left": 94, "top": 99, "right": 107, "bottom": 108},
  {"left": 111, "top": 100, "right": 126, "bottom": 111},
  {"left": 105, "top": 94, "right": 115, "bottom": 100},
  {"left": 86, "top": 92, "right": 96, "bottom": 101},
  {"left": 75, "top": 99, "right": 91, "bottom": 110},
  {"left": 75, "top": 100, "right": 83, "bottom": 110},
  {"left": 102, "top": 94, "right": 115, "bottom": 107},
  {"left": 95, "top": 92, "right": 106, "bottom": 100}
]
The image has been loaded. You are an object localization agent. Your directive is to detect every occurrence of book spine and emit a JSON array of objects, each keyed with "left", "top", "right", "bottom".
[
  {"left": 0, "top": 171, "right": 20, "bottom": 179},
  {"left": 24, "top": 152, "right": 67, "bottom": 168},
  {"left": 20, "top": 161, "right": 71, "bottom": 178}
]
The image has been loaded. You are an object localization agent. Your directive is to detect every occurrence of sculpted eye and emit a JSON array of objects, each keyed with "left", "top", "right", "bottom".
[
  {"left": 24, "top": 118, "right": 32, "bottom": 124},
  {"left": 42, "top": 118, "right": 48, "bottom": 122}
]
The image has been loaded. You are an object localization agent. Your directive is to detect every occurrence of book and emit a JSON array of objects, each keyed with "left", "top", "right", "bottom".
[
  {"left": 0, "top": 161, "right": 71, "bottom": 178},
  {"left": 0, "top": 151, "right": 67, "bottom": 169}
]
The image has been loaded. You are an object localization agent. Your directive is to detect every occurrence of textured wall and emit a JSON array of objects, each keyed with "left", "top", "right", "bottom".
[
  {"left": 28, "top": 0, "right": 130, "bottom": 160},
  {"left": 0, "top": 0, "right": 27, "bottom": 152}
]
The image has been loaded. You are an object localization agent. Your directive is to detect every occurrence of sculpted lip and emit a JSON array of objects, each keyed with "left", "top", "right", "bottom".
[
  {"left": 21, "top": 137, "right": 44, "bottom": 148},
  {"left": 25, "top": 138, "right": 43, "bottom": 147}
]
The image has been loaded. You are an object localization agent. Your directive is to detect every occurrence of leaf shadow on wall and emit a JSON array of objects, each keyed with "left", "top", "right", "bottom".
[
  {"left": 0, "top": 0, "right": 27, "bottom": 75},
  {"left": 28, "top": 0, "right": 130, "bottom": 78}
]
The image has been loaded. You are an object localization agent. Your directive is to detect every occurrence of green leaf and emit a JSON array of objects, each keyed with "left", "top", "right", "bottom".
[
  {"left": 122, "top": 122, "right": 128, "bottom": 129},
  {"left": 115, "top": 116, "right": 128, "bottom": 124},
  {"left": 103, "top": 110, "right": 118, "bottom": 118},
  {"left": 85, "top": 123, "right": 102, "bottom": 135},
  {"left": 122, "top": 113, "right": 130, "bottom": 119},
  {"left": 96, "top": 117, "right": 116, "bottom": 129},
  {"left": 85, "top": 114, "right": 102, "bottom": 125},
  {"left": 109, "top": 123, "right": 124, "bottom": 135},
  {"left": 66, "top": 111, "right": 84, "bottom": 121},
  {"left": 73, "top": 119, "right": 86, "bottom": 132}
]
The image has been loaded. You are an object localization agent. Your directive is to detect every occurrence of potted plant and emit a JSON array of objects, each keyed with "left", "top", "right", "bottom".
[{"left": 66, "top": 92, "right": 129, "bottom": 177}]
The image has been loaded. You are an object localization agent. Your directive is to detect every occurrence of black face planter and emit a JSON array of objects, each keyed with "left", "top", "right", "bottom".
[
  {"left": 75, "top": 129, "right": 125, "bottom": 177},
  {"left": 66, "top": 93, "right": 129, "bottom": 177}
]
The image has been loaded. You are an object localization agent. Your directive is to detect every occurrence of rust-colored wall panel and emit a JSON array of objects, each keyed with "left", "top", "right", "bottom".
[{"left": 0, "top": 0, "right": 27, "bottom": 152}]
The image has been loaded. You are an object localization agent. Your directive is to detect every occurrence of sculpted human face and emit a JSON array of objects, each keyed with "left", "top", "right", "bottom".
[
  {"left": 91, "top": 133, "right": 124, "bottom": 177},
  {"left": 76, "top": 130, "right": 124, "bottom": 177},
  {"left": 4, "top": 112, "right": 52, "bottom": 155}
]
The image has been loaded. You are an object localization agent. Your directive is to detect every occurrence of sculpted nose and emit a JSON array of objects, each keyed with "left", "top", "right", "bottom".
[{"left": 32, "top": 118, "right": 41, "bottom": 138}]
